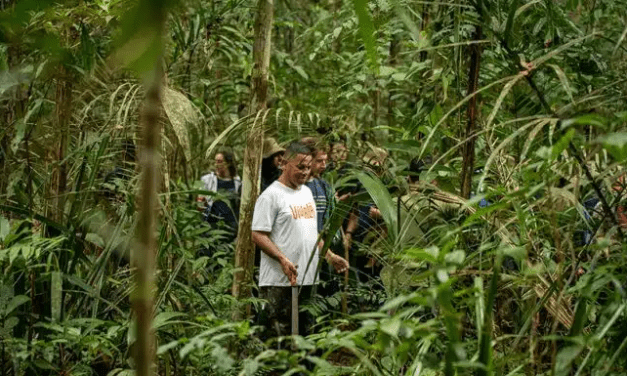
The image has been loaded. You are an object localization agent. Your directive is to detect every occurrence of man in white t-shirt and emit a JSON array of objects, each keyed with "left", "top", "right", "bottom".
[{"left": 252, "top": 141, "right": 348, "bottom": 337}]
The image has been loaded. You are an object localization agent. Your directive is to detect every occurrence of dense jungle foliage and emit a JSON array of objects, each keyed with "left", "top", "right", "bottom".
[{"left": 2, "top": 0, "right": 627, "bottom": 375}]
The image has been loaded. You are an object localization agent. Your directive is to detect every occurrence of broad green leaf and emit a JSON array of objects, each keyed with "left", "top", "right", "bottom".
[
  {"left": 4, "top": 295, "right": 29, "bottom": 316},
  {"left": 354, "top": 171, "right": 398, "bottom": 243},
  {"left": 380, "top": 317, "right": 401, "bottom": 337},
  {"left": 429, "top": 104, "right": 443, "bottom": 126},
  {"left": 162, "top": 87, "right": 201, "bottom": 162},
  {"left": 33, "top": 359, "right": 57, "bottom": 371},
  {"left": 596, "top": 132, "right": 627, "bottom": 160},
  {"left": 353, "top": 0, "right": 378, "bottom": 73},
  {"left": 379, "top": 66, "right": 395, "bottom": 77},
  {"left": 286, "top": 59, "right": 309, "bottom": 80}
]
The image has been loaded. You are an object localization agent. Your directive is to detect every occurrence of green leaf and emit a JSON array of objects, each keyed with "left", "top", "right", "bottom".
[
  {"left": 85, "top": 233, "right": 105, "bottom": 248},
  {"left": 242, "top": 359, "right": 261, "bottom": 375},
  {"left": 354, "top": 171, "right": 398, "bottom": 243},
  {"left": 211, "top": 346, "right": 235, "bottom": 372},
  {"left": 463, "top": 202, "right": 509, "bottom": 227},
  {"left": 502, "top": 245, "right": 526, "bottom": 263},
  {"left": 286, "top": 59, "right": 309, "bottom": 80},
  {"left": 4, "top": 295, "right": 29, "bottom": 316},
  {"left": 51, "top": 272, "right": 62, "bottom": 322},
  {"left": 157, "top": 340, "right": 181, "bottom": 355},
  {"left": 33, "top": 359, "right": 57, "bottom": 371},
  {"left": 445, "top": 250, "right": 465, "bottom": 266},
  {"left": 380, "top": 317, "right": 401, "bottom": 337},
  {"left": 404, "top": 246, "right": 439, "bottom": 263},
  {"left": 597, "top": 133, "right": 627, "bottom": 161},
  {"left": 3, "top": 317, "right": 18, "bottom": 331},
  {"left": 429, "top": 104, "right": 443, "bottom": 127},
  {"left": 548, "top": 64, "right": 574, "bottom": 103},
  {"left": 111, "top": 0, "right": 169, "bottom": 73},
  {"left": 383, "top": 140, "right": 421, "bottom": 154},
  {"left": 551, "top": 128, "right": 575, "bottom": 159},
  {"left": 561, "top": 114, "right": 607, "bottom": 130},
  {"left": 11, "top": 119, "right": 26, "bottom": 154},
  {"left": 379, "top": 66, "right": 395, "bottom": 77},
  {"left": 353, "top": 0, "right": 378, "bottom": 73},
  {"left": 0, "top": 216, "right": 9, "bottom": 242},
  {"left": 152, "top": 311, "right": 187, "bottom": 330},
  {"left": 162, "top": 87, "right": 201, "bottom": 162},
  {"left": 554, "top": 345, "right": 584, "bottom": 376},
  {"left": 391, "top": 72, "right": 406, "bottom": 81}
]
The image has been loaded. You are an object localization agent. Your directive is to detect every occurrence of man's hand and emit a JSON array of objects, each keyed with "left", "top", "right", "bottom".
[
  {"left": 280, "top": 257, "right": 298, "bottom": 286},
  {"left": 369, "top": 206, "right": 382, "bottom": 219},
  {"left": 252, "top": 231, "right": 299, "bottom": 285},
  {"left": 326, "top": 251, "right": 349, "bottom": 274}
]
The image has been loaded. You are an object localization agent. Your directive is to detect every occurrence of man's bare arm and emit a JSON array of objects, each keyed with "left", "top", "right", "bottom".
[
  {"left": 252, "top": 230, "right": 298, "bottom": 285},
  {"left": 325, "top": 250, "right": 349, "bottom": 273},
  {"left": 344, "top": 209, "right": 359, "bottom": 250}
]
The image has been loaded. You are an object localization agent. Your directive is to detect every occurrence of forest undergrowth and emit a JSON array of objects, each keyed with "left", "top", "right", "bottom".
[{"left": 2, "top": 0, "right": 627, "bottom": 375}]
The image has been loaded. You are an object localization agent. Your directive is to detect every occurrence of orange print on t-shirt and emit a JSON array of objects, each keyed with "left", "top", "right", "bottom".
[{"left": 290, "top": 203, "right": 315, "bottom": 219}]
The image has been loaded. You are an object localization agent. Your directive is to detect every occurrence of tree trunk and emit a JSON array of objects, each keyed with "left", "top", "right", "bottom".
[
  {"left": 134, "top": 66, "right": 163, "bottom": 376},
  {"left": 133, "top": 2, "right": 166, "bottom": 376},
  {"left": 53, "top": 66, "right": 73, "bottom": 223},
  {"left": 231, "top": 0, "right": 273, "bottom": 319},
  {"left": 459, "top": 15, "right": 482, "bottom": 199}
]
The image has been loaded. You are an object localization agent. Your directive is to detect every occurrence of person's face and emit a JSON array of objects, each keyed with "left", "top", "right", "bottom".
[
  {"left": 332, "top": 144, "right": 347, "bottom": 162},
  {"left": 215, "top": 153, "right": 228, "bottom": 177},
  {"left": 613, "top": 174, "right": 626, "bottom": 192},
  {"left": 272, "top": 152, "right": 284, "bottom": 168},
  {"left": 282, "top": 153, "right": 312, "bottom": 188},
  {"left": 310, "top": 152, "right": 328, "bottom": 178}
]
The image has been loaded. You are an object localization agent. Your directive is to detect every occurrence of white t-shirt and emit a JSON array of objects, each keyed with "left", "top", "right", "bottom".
[{"left": 252, "top": 181, "right": 320, "bottom": 287}]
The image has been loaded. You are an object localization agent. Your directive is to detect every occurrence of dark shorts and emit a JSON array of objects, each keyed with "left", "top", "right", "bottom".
[{"left": 259, "top": 285, "right": 315, "bottom": 340}]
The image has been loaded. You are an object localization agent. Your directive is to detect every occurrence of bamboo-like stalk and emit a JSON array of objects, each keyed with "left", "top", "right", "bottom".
[
  {"left": 231, "top": 0, "right": 274, "bottom": 319},
  {"left": 133, "top": 1, "right": 166, "bottom": 374},
  {"left": 459, "top": 5, "right": 483, "bottom": 199},
  {"left": 53, "top": 66, "right": 72, "bottom": 225},
  {"left": 134, "top": 62, "right": 163, "bottom": 376}
]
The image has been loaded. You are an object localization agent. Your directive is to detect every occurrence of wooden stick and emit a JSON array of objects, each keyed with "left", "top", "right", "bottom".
[{"left": 291, "top": 285, "right": 299, "bottom": 336}]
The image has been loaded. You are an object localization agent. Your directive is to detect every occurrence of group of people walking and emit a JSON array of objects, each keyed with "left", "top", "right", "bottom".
[{"left": 198, "top": 137, "right": 388, "bottom": 337}]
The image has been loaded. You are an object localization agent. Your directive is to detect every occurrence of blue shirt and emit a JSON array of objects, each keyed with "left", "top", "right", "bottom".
[{"left": 305, "top": 178, "right": 333, "bottom": 233}]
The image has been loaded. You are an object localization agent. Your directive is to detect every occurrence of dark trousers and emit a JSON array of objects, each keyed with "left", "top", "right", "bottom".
[{"left": 259, "top": 285, "right": 315, "bottom": 340}]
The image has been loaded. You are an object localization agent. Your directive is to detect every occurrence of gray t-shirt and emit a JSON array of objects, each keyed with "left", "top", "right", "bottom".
[{"left": 252, "top": 180, "right": 320, "bottom": 287}]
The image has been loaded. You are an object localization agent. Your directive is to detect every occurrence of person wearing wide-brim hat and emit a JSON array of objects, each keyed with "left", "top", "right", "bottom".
[
  {"left": 263, "top": 137, "right": 285, "bottom": 159},
  {"left": 261, "top": 138, "right": 286, "bottom": 193},
  {"left": 361, "top": 146, "right": 388, "bottom": 168}
]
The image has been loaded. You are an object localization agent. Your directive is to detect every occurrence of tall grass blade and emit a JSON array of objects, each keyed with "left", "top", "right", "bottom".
[{"left": 477, "top": 252, "right": 501, "bottom": 376}]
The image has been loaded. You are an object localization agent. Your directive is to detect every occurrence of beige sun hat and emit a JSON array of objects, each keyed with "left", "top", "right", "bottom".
[
  {"left": 262, "top": 137, "right": 285, "bottom": 159},
  {"left": 362, "top": 146, "right": 388, "bottom": 167}
]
